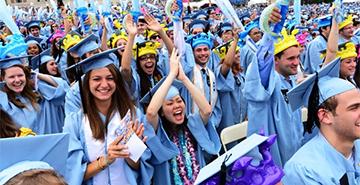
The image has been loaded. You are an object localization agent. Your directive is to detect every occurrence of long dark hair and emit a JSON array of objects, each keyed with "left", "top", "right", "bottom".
[
  {"left": 82, "top": 64, "right": 135, "bottom": 140},
  {"left": 136, "top": 56, "right": 162, "bottom": 99},
  {"left": 0, "top": 109, "right": 19, "bottom": 138},
  {"left": 1, "top": 65, "right": 40, "bottom": 110},
  {"left": 66, "top": 53, "right": 81, "bottom": 84},
  {"left": 39, "top": 61, "right": 61, "bottom": 77}
]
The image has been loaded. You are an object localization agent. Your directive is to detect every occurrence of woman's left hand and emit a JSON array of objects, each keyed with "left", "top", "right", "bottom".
[{"left": 144, "top": 13, "right": 163, "bottom": 33}]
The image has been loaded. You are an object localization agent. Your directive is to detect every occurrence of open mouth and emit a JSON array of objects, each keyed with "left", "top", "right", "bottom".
[{"left": 173, "top": 110, "right": 183, "bottom": 121}]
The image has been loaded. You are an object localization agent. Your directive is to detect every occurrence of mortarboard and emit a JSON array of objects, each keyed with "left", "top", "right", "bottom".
[
  {"left": 0, "top": 55, "right": 29, "bottom": 69},
  {"left": 339, "top": 15, "right": 353, "bottom": 30},
  {"left": 188, "top": 19, "right": 208, "bottom": 32},
  {"left": 194, "top": 134, "right": 283, "bottom": 184},
  {"left": 319, "top": 41, "right": 357, "bottom": 60},
  {"left": 182, "top": 16, "right": 191, "bottom": 23},
  {"left": 67, "top": 34, "right": 99, "bottom": 57},
  {"left": 25, "top": 35, "right": 43, "bottom": 45},
  {"left": 187, "top": 32, "right": 213, "bottom": 49},
  {"left": 0, "top": 133, "right": 70, "bottom": 184},
  {"left": 192, "top": 10, "right": 207, "bottom": 20},
  {"left": 288, "top": 57, "right": 356, "bottom": 111},
  {"left": 25, "top": 20, "right": 41, "bottom": 29},
  {"left": 139, "top": 76, "right": 183, "bottom": 104},
  {"left": 132, "top": 40, "right": 160, "bottom": 59},
  {"left": 219, "top": 22, "right": 233, "bottom": 34},
  {"left": 58, "top": 30, "right": 82, "bottom": 51},
  {"left": 314, "top": 14, "right": 332, "bottom": 28},
  {"left": 30, "top": 48, "right": 53, "bottom": 69}
]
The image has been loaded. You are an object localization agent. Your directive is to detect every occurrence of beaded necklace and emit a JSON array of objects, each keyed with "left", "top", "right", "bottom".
[{"left": 170, "top": 127, "right": 200, "bottom": 185}]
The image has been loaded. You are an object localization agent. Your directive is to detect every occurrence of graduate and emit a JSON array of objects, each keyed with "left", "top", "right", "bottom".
[
  {"left": 213, "top": 33, "right": 247, "bottom": 136},
  {"left": 121, "top": 14, "right": 173, "bottom": 107},
  {"left": 31, "top": 49, "right": 61, "bottom": 77},
  {"left": 244, "top": 8, "right": 303, "bottom": 167},
  {"left": 25, "top": 20, "right": 48, "bottom": 50},
  {"left": 145, "top": 49, "right": 220, "bottom": 185},
  {"left": 283, "top": 57, "right": 360, "bottom": 185},
  {"left": 339, "top": 15, "right": 360, "bottom": 45},
  {"left": 0, "top": 55, "right": 68, "bottom": 134},
  {"left": 26, "top": 36, "right": 43, "bottom": 56},
  {"left": 302, "top": 15, "right": 332, "bottom": 74},
  {"left": 63, "top": 50, "right": 153, "bottom": 185}
]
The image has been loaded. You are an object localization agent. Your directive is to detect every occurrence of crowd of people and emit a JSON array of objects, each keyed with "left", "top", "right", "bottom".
[{"left": 0, "top": 0, "right": 360, "bottom": 184}]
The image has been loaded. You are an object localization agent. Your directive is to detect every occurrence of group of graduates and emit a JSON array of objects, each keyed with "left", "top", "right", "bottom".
[{"left": 1, "top": 0, "right": 360, "bottom": 184}]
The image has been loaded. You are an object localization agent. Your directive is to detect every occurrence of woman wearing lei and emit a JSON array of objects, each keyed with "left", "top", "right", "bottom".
[{"left": 146, "top": 49, "right": 221, "bottom": 185}]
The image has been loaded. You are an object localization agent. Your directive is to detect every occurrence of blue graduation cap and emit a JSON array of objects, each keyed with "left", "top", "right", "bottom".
[
  {"left": 218, "top": 22, "right": 233, "bottom": 36},
  {"left": 194, "top": 134, "right": 284, "bottom": 185},
  {"left": 30, "top": 48, "right": 53, "bottom": 69},
  {"left": 166, "top": 22, "right": 174, "bottom": 32},
  {"left": 192, "top": 10, "right": 207, "bottom": 20},
  {"left": 0, "top": 55, "right": 29, "bottom": 69},
  {"left": 288, "top": 57, "right": 356, "bottom": 111},
  {"left": 25, "top": 20, "right": 41, "bottom": 29},
  {"left": 139, "top": 77, "right": 183, "bottom": 104},
  {"left": 188, "top": 19, "right": 208, "bottom": 33},
  {"left": 67, "top": 34, "right": 99, "bottom": 58},
  {"left": 66, "top": 48, "right": 118, "bottom": 74},
  {"left": 25, "top": 35, "right": 43, "bottom": 45},
  {"left": 182, "top": 16, "right": 191, "bottom": 23},
  {"left": 315, "top": 15, "right": 332, "bottom": 28},
  {"left": 0, "top": 133, "right": 70, "bottom": 184}
]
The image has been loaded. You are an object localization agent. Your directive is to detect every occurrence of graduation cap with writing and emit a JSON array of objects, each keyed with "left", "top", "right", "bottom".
[
  {"left": 139, "top": 76, "right": 184, "bottom": 104},
  {"left": 30, "top": 48, "right": 53, "bottom": 70},
  {"left": 194, "top": 134, "right": 284, "bottom": 184},
  {"left": 0, "top": 55, "right": 30, "bottom": 69},
  {"left": 67, "top": 34, "right": 99, "bottom": 58},
  {"left": 288, "top": 58, "right": 356, "bottom": 133},
  {"left": 0, "top": 133, "right": 70, "bottom": 184}
]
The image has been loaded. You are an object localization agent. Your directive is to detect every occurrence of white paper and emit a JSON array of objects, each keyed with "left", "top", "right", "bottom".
[
  {"left": 194, "top": 134, "right": 268, "bottom": 185},
  {"left": 126, "top": 133, "right": 147, "bottom": 162}
]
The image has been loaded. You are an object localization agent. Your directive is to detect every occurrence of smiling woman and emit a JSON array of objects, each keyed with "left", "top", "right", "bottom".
[{"left": 0, "top": 55, "right": 69, "bottom": 134}]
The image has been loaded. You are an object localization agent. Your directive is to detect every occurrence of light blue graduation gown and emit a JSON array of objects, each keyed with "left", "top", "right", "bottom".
[
  {"left": 148, "top": 113, "right": 221, "bottom": 185},
  {"left": 64, "top": 82, "right": 82, "bottom": 115},
  {"left": 302, "top": 35, "right": 327, "bottom": 74},
  {"left": 0, "top": 76, "right": 68, "bottom": 134},
  {"left": 215, "top": 65, "right": 247, "bottom": 132},
  {"left": 63, "top": 109, "right": 153, "bottom": 185},
  {"left": 57, "top": 52, "right": 70, "bottom": 84},
  {"left": 283, "top": 133, "right": 360, "bottom": 185},
  {"left": 206, "top": 52, "right": 221, "bottom": 73},
  {"left": 244, "top": 34, "right": 303, "bottom": 167},
  {"left": 240, "top": 44, "right": 257, "bottom": 75}
]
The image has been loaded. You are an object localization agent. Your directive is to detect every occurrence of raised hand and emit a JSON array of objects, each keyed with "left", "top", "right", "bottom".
[
  {"left": 169, "top": 48, "right": 180, "bottom": 76},
  {"left": 269, "top": 7, "right": 281, "bottom": 24},
  {"left": 144, "top": 13, "right": 163, "bottom": 33},
  {"left": 125, "top": 14, "right": 138, "bottom": 36},
  {"left": 131, "top": 119, "right": 147, "bottom": 143}
]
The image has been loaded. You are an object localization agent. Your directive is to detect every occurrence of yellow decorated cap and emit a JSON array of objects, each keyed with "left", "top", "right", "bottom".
[
  {"left": 339, "top": 15, "right": 353, "bottom": 30},
  {"left": 274, "top": 28, "right": 300, "bottom": 55},
  {"left": 213, "top": 40, "right": 240, "bottom": 60},
  {"left": 320, "top": 42, "right": 357, "bottom": 60},
  {"left": 61, "top": 32, "right": 82, "bottom": 51},
  {"left": 108, "top": 31, "right": 128, "bottom": 48},
  {"left": 133, "top": 41, "right": 160, "bottom": 59}
]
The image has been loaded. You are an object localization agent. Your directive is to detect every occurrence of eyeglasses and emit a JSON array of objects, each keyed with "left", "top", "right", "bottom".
[
  {"left": 139, "top": 54, "right": 156, "bottom": 61},
  {"left": 150, "top": 35, "right": 160, "bottom": 40}
]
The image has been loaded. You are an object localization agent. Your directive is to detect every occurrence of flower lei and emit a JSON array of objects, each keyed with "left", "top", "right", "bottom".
[{"left": 170, "top": 128, "right": 200, "bottom": 185}]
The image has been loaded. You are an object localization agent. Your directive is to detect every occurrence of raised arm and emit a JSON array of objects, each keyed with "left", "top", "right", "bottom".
[
  {"left": 220, "top": 29, "right": 241, "bottom": 76},
  {"left": 145, "top": 13, "right": 174, "bottom": 54},
  {"left": 146, "top": 49, "right": 180, "bottom": 131},
  {"left": 100, "top": 17, "right": 109, "bottom": 51},
  {"left": 121, "top": 14, "right": 138, "bottom": 81},
  {"left": 323, "top": 7, "right": 339, "bottom": 66}
]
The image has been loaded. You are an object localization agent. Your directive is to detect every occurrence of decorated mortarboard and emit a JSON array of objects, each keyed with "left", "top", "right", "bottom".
[
  {"left": 0, "top": 34, "right": 28, "bottom": 59},
  {"left": 186, "top": 32, "right": 213, "bottom": 49},
  {"left": 339, "top": 15, "right": 353, "bottom": 30},
  {"left": 314, "top": 14, "right": 332, "bottom": 28},
  {"left": 288, "top": 57, "right": 356, "bottom": 111},
  {"left": 188, "top": 19, "right": 208, "bottom": 32},
  {"left": 212, "top": 40, "right": 239, "bottom": 60},
  {"left": 66, "top": 48, "right": 118, "bottom": 74},
  {"left": 58, "top": 30, "right": 82, "bottom": 51},
  {"left": 192, "top": 10, "right": 207, "bottom": 20},
  {"left": 0, "top": 55, "right": 29, "bottom": 69},
  {"left": 194, "top": 134, "right": 284, "bottom": 184},
  {"left": 319, "top": 41, "right": 357, "bottom": 60},
  {"left": 49, "top": 30, "right": 65, "bottom": 43},
  {"left": 139, "top": 76, "right": 184, "bottom": 104},
  {"left": 132, "top": 40, "right": 160, "bottom": 59},
  {"left": 274, "top": 28, "right": 299, "bottom": 55},
  {"left": 108, "top": 30, "right": 128, "bottom": 48},
  {"left": 0, "top": 133, "right": 70, "bottom": 184},
  {"left": 67, "top": 34, "right": 99, "bottom": 57},
  {"left": 25, "top": 20, "right": 41, "bottom": 29},
  {"left": 239, "top": 17, "right": 260, "bottom": 39},
  {"left": 30, "top": 48, "right": 53, "bottom": 69}
]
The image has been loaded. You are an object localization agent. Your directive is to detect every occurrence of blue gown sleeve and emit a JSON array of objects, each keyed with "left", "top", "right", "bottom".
[
  {"left": 182, "top": 43, "right": 195, "bottom": 76},
  {"left": 62, "top": 112, "right": 87, "bottom": 185},
  {"left": 215, "top": 65, "right": 235, "bottom": 92},
  {"left": 37, "top": 76, "right": 69, "bottom": 106},
  {"left": 64, "top": 83, "right": 81, "bottom": 115},
  {"left": 283, "top": 163, "right": 323, "bottom": 185},
  {"left": 208, "top": 97, "right": 222, "bottom": 128},
  {"left": 57, "top": 53, "right": 70, "bottom": 83},
  {"left": 187, "top": 113, "right": 221, "bottom": 155},
  {"left": 257, "top": 33, "right": 275, "bottom": 89},
  {"left": 0, "top": 90, "right": 10, "bottom": 110}
]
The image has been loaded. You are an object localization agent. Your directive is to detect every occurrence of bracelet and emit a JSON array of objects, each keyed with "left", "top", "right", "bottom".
[
  {"left": 96, "top": 157, "right": 105, "bottom": 170},
  {"left": 103, "top": 156, "right": 109, "bottom": 168}
]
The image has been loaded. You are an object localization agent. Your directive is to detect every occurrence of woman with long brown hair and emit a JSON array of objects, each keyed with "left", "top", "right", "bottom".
[
  {"left": 63, "top": 50, "right": 153, "bottom": 185},
  {"left": 0, "top": 55, "right": 68, "bottom": 134}
]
